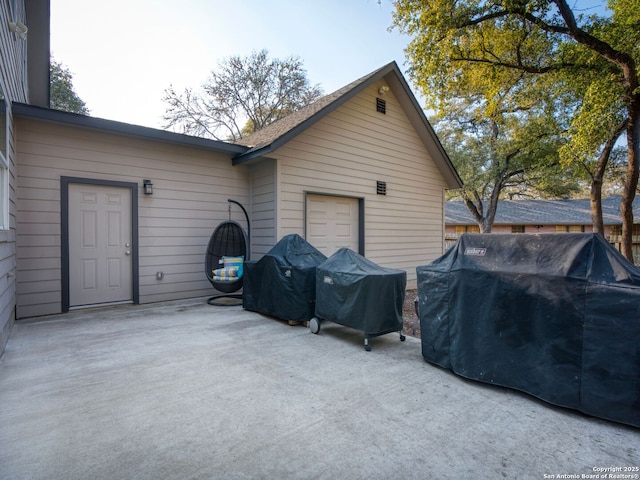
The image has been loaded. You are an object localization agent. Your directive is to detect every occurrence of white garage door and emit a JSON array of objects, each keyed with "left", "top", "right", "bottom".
[{"left": 306, "top": 194, "right": 359, "bottom": 256}]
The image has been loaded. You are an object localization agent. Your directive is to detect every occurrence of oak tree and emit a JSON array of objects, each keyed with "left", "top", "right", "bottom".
[
  {"left": 392, "top": 0, "right": 639, "bottom": 261},
  {"left": 162, "top": 50, "right": 323, "bottom": 141},
  {"left": 437, "top": 98, "right": 580, "bottom": 232},
  {"left": 50, "top": 58, "right": 89, "bottom": 115}
]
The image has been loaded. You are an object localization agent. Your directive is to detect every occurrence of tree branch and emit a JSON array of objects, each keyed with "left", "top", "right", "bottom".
[
  {"left": 450, "top": 55, "right": 593, "bottom": 74},
  {"left": 455, "top": 2, "right": 633, "bottom": 74}
]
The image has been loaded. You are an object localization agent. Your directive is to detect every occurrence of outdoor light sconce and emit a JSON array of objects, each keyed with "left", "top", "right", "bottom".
[
  {"left": 143, "top": 179, "right": 153, "bottom": 195},
  {"left": 9, "top": 21, "right": 28, "bottom": 40}
]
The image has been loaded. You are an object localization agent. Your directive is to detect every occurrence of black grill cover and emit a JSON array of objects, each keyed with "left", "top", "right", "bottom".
[
  {"left": 316, "top": 248, "right": 406, "bottom": 337},
  {"left": 416, "top": 233, "right": 640, "bottom": 427},
  {"left": 243, "top": 234, "right": 327, "bottom": 322}
]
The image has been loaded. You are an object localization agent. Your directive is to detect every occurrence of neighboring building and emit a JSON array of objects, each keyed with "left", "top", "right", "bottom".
[
  {"left": 1, "top": 0, "right": 462, "bottom": 354},
  {"left": 445, "top": 197, "right": 640, "bottom": 264}
]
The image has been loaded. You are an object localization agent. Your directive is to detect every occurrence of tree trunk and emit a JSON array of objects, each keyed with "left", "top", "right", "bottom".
[
  {"left": 480, "top": 218, "right": 492, "bottom": 233},
  {"left": 554, "top": 0, "right": 639, "bottom": 263},
  {"left": 590, "top": 181, "right": 604, "bottom": 235},
  {"left": 620, "top": 101, "right": 640, "bottom": 263},
  {"left": 464, "top": 195, "right": 499, "bottom": 233},
  {"left": 590, "top": 121, "right": 627, "bottom": 235}
]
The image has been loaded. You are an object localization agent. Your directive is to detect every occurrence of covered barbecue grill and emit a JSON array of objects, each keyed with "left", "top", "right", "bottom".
[
  {"left": 311, "top": 248, "right": 406, "bottom": 351},
  {"left": 243, "top": 234, "right": 327, "bottom": 323},
  {"left": 416, "top": 233, "right": 640, "bottom": 428}
]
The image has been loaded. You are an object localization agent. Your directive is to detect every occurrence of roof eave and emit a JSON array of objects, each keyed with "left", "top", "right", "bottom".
[
  {"left": 232, "top": 62, "right": 463, "bottom": 188},
  {"left": 12, "top": 102, "right": 248, "bottom": 155},
  {"left": 385, "top": 71, "right": 463, "bottom": 190}
]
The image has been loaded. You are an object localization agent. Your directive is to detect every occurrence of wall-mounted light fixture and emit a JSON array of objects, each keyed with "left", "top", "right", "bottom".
[
  {"left": 143, "top": 179, "right": 153, "bottom": 195},
  {"left": 9, "top": 21, "right": 28, "bottom": 40}
]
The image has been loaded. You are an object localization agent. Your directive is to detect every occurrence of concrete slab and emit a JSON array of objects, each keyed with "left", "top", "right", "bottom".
[{"left": 0, "top": 298, "right": 638, "bottom": 480}]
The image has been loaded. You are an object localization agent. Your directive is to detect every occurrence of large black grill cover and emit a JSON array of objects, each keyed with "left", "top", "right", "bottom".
[
  {"left": 316, "top": 248, "right": 406, "bottom": 336},
  {"left": 416, "top": 233, "right": 640, "bottom": 427},
  {"left": 243, "top": 234, "right": 327, "bottom": 322}
]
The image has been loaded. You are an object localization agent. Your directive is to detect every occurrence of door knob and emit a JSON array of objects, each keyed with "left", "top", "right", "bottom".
[{"left": 125, "top": 251, "right": 131, "bottom": 255}]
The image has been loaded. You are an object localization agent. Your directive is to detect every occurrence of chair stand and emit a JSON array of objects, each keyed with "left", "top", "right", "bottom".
[{"left": 207, "top": 293, "right": 243, "bottom": 306}]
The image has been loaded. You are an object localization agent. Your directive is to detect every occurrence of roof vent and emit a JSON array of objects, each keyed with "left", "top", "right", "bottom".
[
  {"left": 376, "top": 181, "right": 387, "bottom": 195},
  {"left": 376, "top": 98, "right": 386, "bottom": 114}
]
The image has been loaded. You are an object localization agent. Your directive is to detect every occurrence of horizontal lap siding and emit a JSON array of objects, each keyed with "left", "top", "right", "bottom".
[
  {"left": 249, "top": 159, "right": 276, "bottom": 259},
  {"left": 16, "top": 119, "right": 249, "bottom": 317},
  {"left": 275, "top": 84, "right": 447, "bottom": 288}
]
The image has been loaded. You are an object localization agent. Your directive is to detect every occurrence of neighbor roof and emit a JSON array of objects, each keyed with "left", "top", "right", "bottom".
[
  {"left": 233, "top": 62, "right": 463, "bottom": 189},
  {"left": 446, "top": 196, "right": 640, "bottom": 226}
]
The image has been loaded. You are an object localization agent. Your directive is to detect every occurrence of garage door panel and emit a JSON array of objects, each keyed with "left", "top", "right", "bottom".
[
  {"left": 306, "top": 194, "right": 359, "bottom": 257},
  {"left": 335, "top": 222, "right": 353, "bottom": 238},
  {"left": 335, "top": 201, "right": 353, "bottom": 216},
  {"left": 308, "top": 222, "right": 328, "bottom": 239}
]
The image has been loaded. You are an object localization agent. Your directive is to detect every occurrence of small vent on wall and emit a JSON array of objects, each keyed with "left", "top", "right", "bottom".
[
  {"left": 376, "top": 181, "right": 387, "bottom": 195},
  {"left": 376, "top": 98, "right": 386, "bottom": 114}
]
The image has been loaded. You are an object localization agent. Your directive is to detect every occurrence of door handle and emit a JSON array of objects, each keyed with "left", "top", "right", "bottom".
[{"left": 125, "top": 251, "right": 131, "bottom": 256}]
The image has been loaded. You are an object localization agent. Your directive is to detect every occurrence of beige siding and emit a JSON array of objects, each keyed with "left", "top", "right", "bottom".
[
  {"left": 274, "top": 84, "right": 448, "bottom": 288},
  {"left": 248, "top": 158, "right": 276, "bottom": 259},
  {"left": 16, "top": 118, "right": 249, "bottom": 318}
]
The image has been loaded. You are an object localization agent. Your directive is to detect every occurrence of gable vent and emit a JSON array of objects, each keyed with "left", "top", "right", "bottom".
[
  {"left": 376, "top": 97, "right": 386, "bottom": 114},
  {"left": 376, "top": 181, "right": 387, "bottom": 195}
]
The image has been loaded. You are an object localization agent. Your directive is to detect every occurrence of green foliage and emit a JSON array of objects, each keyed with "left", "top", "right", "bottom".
[
  {"left": 392, "top": 0, "right": 639, "bottom": 239},
  {"left": 559, "top": 74, "right": 624, "bottom": 166},
  {"left": 162, "top": 50, "right": 323, "bottom": 141},
  {"left": 437, "top": 99, "right": 580, "bottom": 203},
  {"left": 608, "top": 0, "right": 640, "bottom": 53},
  {"left": 50, "top": 59, "right": 89, "bottom": 115}
]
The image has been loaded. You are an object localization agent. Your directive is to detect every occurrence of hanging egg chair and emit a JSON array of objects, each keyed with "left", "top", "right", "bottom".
[{"left": 205, "top": 199, "right": 250, "bottom": 306}]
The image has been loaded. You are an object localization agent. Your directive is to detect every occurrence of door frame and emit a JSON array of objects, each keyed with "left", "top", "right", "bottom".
[
  {"left": 61, "top": 176, "right": 140, "bottom": 312},
  {"left": 303, "top": 191, "right": 365, "bottom": 256}
]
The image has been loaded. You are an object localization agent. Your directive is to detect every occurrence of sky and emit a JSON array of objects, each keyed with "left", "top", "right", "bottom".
[{"left": 49, "top": 0, "right": 411, "bottom": 130}]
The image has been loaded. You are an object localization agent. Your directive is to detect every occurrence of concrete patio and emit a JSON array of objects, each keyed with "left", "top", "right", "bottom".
[{"left": 0, "top": 298, "right": 637, "bottom": 480}]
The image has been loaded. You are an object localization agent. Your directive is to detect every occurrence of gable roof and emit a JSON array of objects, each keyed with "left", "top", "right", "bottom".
[
  {"left": 233, "top": 62, "right": 463, "bottom": 189},
  {"left": 446, "top": 196, "right": 640, "bottom": 226},
  {"left": 13, "top": 61, "right": 462, "bottom": 190},
  {"left": 234, "top": 65, "right": 385, "bottom": 152}
]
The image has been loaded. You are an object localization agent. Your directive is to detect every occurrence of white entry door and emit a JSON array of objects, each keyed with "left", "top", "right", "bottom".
[
  {"left": 68, "top": 184, "right": 133, "bottom": 307},
  {"left": 306, "top": 194, "right": 359, "bottom": 256}
]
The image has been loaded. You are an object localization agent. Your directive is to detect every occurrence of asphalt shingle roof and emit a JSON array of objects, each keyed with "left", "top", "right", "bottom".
[
  {"left": 445, "top": 196, "right": 640, "bottom": 226},
  {"left": 235, "top": 66, "right": 384, "bottom": 152}
]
